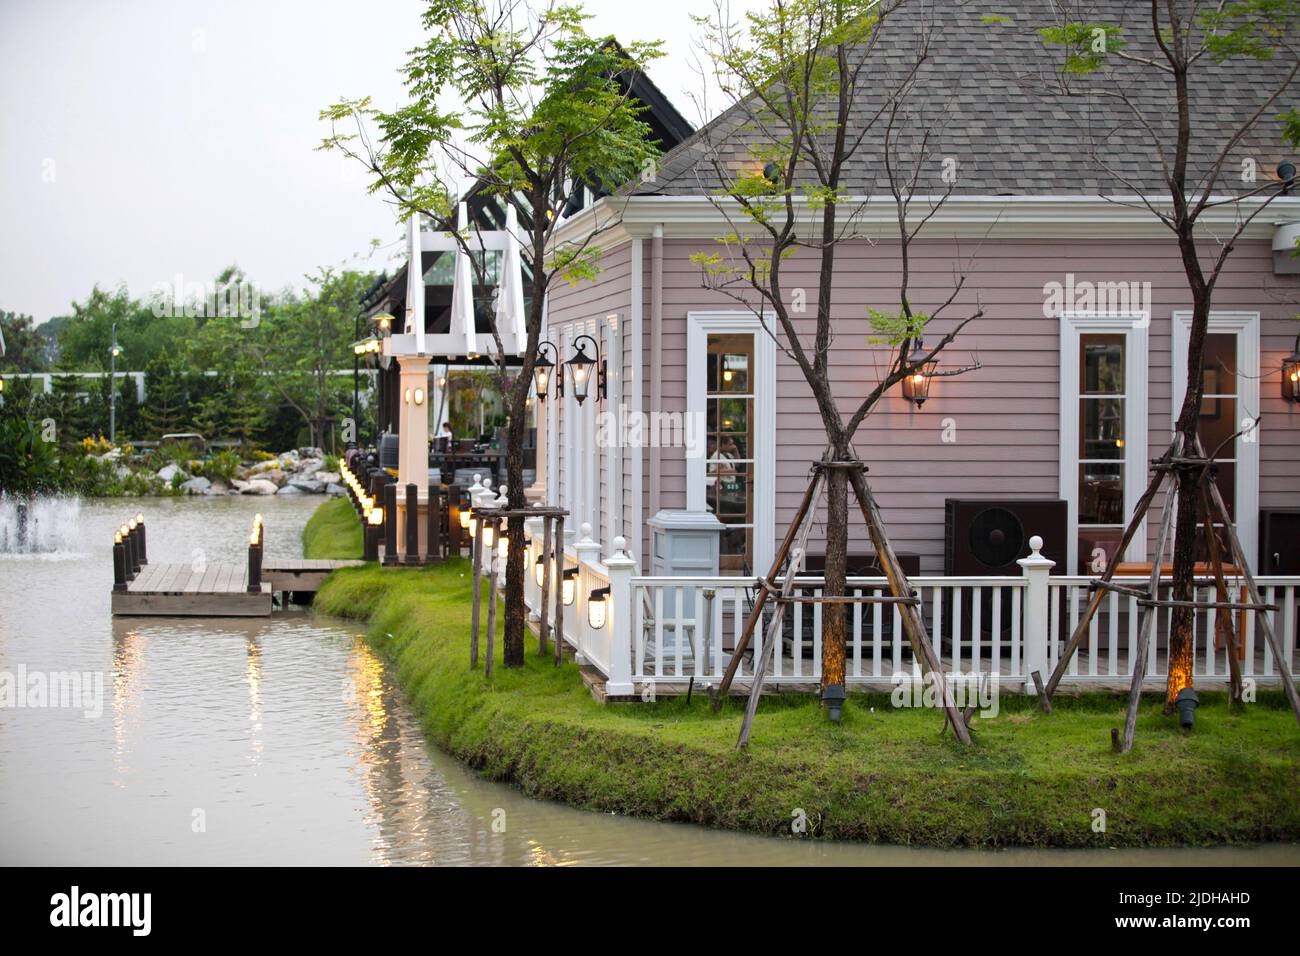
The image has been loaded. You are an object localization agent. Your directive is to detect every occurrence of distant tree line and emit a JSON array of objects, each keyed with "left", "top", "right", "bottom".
[{"left": 1, "top": 265, "right": 377, "bottom": 453}]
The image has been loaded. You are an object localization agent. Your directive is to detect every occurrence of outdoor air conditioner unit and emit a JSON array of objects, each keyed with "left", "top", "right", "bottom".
[{"left": 943, "top": 499, "right": 1068, "bottom": 645}]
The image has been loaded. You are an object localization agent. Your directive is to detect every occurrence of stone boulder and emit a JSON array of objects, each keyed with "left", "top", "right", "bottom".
[
  {"left": 242, "top": 479, "right": 279, "bottom": 496},
  {"left": 231, "top": 479, "right": 251, "bottom": 493},
  {"left": 295, "top": 457, "right": 324, "bottom": 476},
  {"left": 315, "top": 471, "right": 340, "bottom": 485},
  {"left": 325, "top": 483, "right": 345, "bottom": 496},
  {"left": 297, "top": 447, "right": 324, "bottom": 460},
  {"left": 276, "top": 483, "right": 305, "bottom": 495},
  {"left": 156, "top": 463, "right": 188, "bottom": 483},
  {"left": 246, "top": 459, "right": 281, "bottom": 476},
  {"left": 180, "top": 476, "right": 211, "bottom": 495},
  {"left": 288, "top": 478, "right": 324, "bottom": 494}
]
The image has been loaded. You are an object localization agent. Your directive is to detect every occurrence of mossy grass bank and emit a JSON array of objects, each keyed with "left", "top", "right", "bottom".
[
  {"left": 311, "top": 547, "right": 1300, "bottom": 847},
  {"left": 302, "top": 496, "right": 363, "bottom": 560}
]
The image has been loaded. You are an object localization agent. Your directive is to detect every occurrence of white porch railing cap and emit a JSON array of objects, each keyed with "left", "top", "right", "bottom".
[
  {"left": 1016, "top": 535, "right": 1056, "bottom": 570},
  {"left": 647, "top": 509, "right": 725, "bottom": 531}
]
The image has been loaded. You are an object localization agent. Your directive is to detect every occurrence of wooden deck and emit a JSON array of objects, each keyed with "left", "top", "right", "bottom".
[
  {"left": 111, "top": 559, "right": 361, "bottom": 617},
  {"left": 263, "top": 558, "right": 363, "bottom": 593},
  {"left": 111, "top": 562, "right": 272, "bottom": 617}
]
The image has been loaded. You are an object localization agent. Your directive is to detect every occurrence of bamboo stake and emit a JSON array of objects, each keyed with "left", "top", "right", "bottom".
[
  {"left": 485, "top": 518, "right": 499, "bottom": 679},
  {"left": 553, "top": 515, "right": 565, "bottom": 667},
  {"left": 1201, "top": 473, "right": 1300, "bottom": 727},
  {"left": 538, "top": 515, "right": 553, "bottom": 657},
  {"left": 1120, "top": 475, "right": 1177, "bottom": 753},
  {"left": 1196, "top": 474, "right": 1244, "bottom": 709},
  {"left": 1043, "top": 443, "right": 1177, "bottom": 702},
  {"left": 470, "top": 513, "right": 483, "bottom": 668},
  {"left": 847, "top": 464, "right": 970, "bottom": 745},
  {"left": 737, "top": 536, "right": 814, "bottom": 749},
  {"left": 712, "top": 469, "right": 824, "bottom": 709}
]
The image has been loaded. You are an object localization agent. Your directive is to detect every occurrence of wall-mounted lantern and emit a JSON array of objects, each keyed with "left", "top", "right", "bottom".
[
  {"left": 566, "top": 333, "right": 606, "bottom": 405},
  {"left": 1283, "top": 331, "right": 1300, "bottom": 404},
  {"left": 587, "top": 585, "right": 610, "bottom": 629},
  {"left": 413, "top": 386, "right": 425, "bottom": 406},
  {"left": 534, "top": 554, "right": 547, "bottom": 587},
  {"left": 373, "top": 312, "right": 395, "bottom": 335},
  {"left": 459, "top": 507, "right": 472, "bottom": 531},
  {"left": 900, "top": 338, "right": 937, "bottom": 409},
  {"left": 561, "top": 566, "right": 578, "bottom": 606},
  {"left": 534, "top": 340, "right": 559, "bottom": 402}
]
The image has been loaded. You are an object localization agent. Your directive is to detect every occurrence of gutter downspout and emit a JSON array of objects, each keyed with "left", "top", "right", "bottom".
[{"left": 650, "top": 224, "right": 663, "bottom": 519}]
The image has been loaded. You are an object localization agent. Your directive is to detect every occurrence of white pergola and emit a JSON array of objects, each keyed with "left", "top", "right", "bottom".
[{"left": 383, "top": 202, "right": 530, "bottom": 550}]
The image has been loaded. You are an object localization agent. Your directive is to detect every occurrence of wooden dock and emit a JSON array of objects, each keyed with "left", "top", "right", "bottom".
[
  {"left": 111, "top": 562, "right": 273, "bottom": 617},
  {"left": 264, "top": 558, "right": 363, "bottom": 593}
]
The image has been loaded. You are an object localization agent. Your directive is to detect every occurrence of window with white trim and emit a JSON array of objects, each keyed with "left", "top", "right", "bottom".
[{"left": 1059, "top": 313, "right": 1149, "bottom": 575}]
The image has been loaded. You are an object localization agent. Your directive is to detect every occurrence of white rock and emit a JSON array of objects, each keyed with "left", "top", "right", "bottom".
[
  {"left": 181, "top": 476, "right": 211, "bottom": 495},
  {"left": 231, "top": 479, "right": 251, "bottom": 493},
  {"left": 296, "top": 457, "right": 324, "bottom": 475},
  {"left": 315, "top": 471, "right": 340, "bottom": 485},
  {"left": 289, "top": 478, "right": 324, "bottom": 493},
  {"left": 276, "top": 483, "right": 305, "bottom": 494},
  {"left": 326, "top": 483, "right": 345, "bottom": 496},
  {"left": 248, "top": 459, "right": 280, "bottom": 475},
  {"left": 156, "top": 463, "right": 188, "bottom": 482},
  {"left": 243, "top": 479, "right": 279, "bottom": 496},
  {"left": 297, "top": 447, "right": 323, "bottom": 460}
]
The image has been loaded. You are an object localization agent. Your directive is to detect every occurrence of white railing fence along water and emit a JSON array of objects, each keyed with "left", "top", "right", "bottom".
[{"left": 518, "top": 532, "right": 1299, "bottom": 697}]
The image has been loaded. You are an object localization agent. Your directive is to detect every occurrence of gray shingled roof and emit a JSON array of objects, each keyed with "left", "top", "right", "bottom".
[{"left": 626, "top": 0, "right": 1297, "bottom": 198}]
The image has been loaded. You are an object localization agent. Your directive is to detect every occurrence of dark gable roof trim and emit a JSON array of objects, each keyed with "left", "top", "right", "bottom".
[{"left": 624, "top": 0, "right": 1297, "bottom": 199}]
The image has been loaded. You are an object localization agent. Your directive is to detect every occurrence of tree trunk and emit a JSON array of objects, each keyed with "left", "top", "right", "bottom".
[
  {"left": 502, "top": 385, "right": 529, "bottom": 668},
  {"left": 821, "top": 464, "right": 849, "bottom": 691},
  {"left": 1165, "top": 281, "right": 1211, "bottom": 711}
]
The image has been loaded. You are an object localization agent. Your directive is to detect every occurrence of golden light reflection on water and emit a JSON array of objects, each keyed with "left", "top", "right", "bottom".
[
  {"left": 111, "top": 627, "right": 147, "bottom": 786},
  {"left": 245, "top": 636, "right": 263, "bottom": 762}
]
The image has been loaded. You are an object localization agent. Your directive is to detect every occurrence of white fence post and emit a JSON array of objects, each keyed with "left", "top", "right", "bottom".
[
  {"left": 604, "top": 535, "right": 636, "bottom": 697},
  {"left": 1017, "top": 535, "right": 1055, "bottom": 692},
  {"left": 573, "top": 524, "right": 602, "bottom": 666}
]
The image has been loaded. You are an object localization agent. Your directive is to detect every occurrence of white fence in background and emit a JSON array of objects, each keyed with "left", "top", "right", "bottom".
[{"left": 512, "top": 525, "right": 1299, "bottom": 697}]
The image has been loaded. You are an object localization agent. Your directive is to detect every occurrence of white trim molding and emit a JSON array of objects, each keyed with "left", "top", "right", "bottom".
[
  {"left": 1171, "top": 310, "right": 1261, "bottom": 572},
  {"left": 685, "top": 310, "right": 776, "bottom": 575},
  {"left": 1058, "top": 311, "right": 1150, "bottom": 574}
]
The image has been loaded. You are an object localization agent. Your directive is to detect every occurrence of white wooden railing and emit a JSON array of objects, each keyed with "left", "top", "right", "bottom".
[{"left": 518, "top": 526, "right": 1300, "bottom": 697}]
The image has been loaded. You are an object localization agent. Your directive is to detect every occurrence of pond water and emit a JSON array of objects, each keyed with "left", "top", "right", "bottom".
[{"left": 1, "top": 496, "right": 1295, "bottom": 866}]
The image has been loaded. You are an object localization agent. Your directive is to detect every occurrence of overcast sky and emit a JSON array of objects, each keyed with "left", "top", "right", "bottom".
[{"left": 0, "top": 0, "right": 756, "bottom": 329}]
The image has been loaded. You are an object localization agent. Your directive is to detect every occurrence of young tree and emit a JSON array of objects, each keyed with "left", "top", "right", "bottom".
[
  {"left": 320, "top": 0, "right": 662, "bottom": 668},
  {"left": 691, "top": 0, "right": 981, "bottom": 711},
  {"left": 253, "top": 268, "right": 370, "bottom": 452},
  {"left": 0, "top": 311, "right": 50, "bottom": 373},
  {"left": 1031, "top": 0, "right": 1298, "bottom": 711}
]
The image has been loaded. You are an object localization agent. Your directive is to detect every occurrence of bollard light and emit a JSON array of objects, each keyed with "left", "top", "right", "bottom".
[
  {"left": 587, "top": 586, "right": 610, "bottom": 629},
  {"left": 369, "top": 507, "right": 384, "bottom": 526},
  {"left": 480, "top": 521, "right": 495, "bottom": 550},
  {"left": 1175, "top": 688, "right": 1200, "bottom": 728},
  {"left": 497, "top": 529, "right": 509, "bottom": 562},
  {"left": 459, "top": 508, "right": 472, "bottom": 531},
  {"left": 561, "top": 566, "right": 578, "bottom": 606},
  {"left": 534, "top": 554, "right": 547, "bottom": 587}
]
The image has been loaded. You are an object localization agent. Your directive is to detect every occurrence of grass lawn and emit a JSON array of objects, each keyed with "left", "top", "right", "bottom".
[
  {"left": 313, "top": 556, "right": 1300, "bottom": 848},
  {"left": 302, "top": 496, "right": 363, "bottom": 560}
]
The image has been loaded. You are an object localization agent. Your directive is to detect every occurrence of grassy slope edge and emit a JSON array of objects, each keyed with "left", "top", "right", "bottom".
[
  {"left": 312, "top": 557, "right": 1300, "bottom": 848},
  {"left": 303, "top": 496, "right": 363, "bottom": 559}
]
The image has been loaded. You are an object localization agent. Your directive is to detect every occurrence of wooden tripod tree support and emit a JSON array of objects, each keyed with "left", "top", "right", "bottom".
[
  {"left": 714, "top": 458, "right": 971, "bottom": 748},
  {"left": 469, "top": 504, "right": 569, "bottom": 672},
  {"left": 1041, "top": 434, "right": 1300, "bottom": 742}
]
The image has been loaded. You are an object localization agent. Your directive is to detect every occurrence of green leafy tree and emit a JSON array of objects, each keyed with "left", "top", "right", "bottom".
[
  {"left": 0, "top": 311, "right": 50, "bottom": 372},
  {"left": 252, "top": 268, "right": 369, "bottom": 452},
  {"left": 1032, "top": 0, "right": 1298, "bottom": 713},
  {"left": 690, "top": 0, "right": 981, "bottom": 714},
  {"left": 320, "top": 0, "right": 663, "bottom": 668}
]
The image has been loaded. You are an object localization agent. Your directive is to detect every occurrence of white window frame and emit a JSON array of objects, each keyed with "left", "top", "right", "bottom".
[
  {"left": 1059, "top": 311, "right": 1150, "bottom": 574},
  {"left": 686, "top": 311, "right": 776, "bottom": 575},
  {"left": 1171, "top": 310, "right": 1260, "bottom": 572}
]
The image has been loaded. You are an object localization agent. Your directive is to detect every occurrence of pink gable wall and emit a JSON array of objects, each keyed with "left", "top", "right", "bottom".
[{"left": 548, "top": 235, "right": 1300, "bottom": 573}]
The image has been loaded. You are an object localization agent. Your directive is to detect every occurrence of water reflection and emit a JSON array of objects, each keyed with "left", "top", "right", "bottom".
[{"left": 1, "top": 496, "right": 1296, "bottom": 866}]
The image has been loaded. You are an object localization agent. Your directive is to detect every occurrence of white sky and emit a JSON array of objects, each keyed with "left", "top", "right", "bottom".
[{"left": 0, "top": 0, "right": 757, "bottom": 328}]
